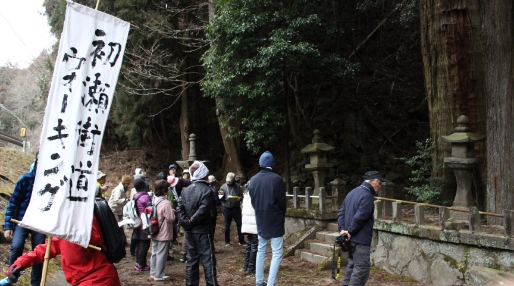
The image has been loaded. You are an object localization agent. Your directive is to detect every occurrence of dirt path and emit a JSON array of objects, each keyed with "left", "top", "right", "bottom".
[{"left": 114, "top": 215, "right": 428, "bottom": 286}]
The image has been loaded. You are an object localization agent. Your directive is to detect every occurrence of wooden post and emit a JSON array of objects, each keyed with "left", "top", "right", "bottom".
[
  {"left": 319, "top": 187, "right": 326, "bottom": 212},
  {"left": 504, "top": 210, "right": 514, "bottom": 236},
  {"left": 374, "top": 200, "right": 383, "bottom": 219},
  {"left": 293, "top": 187, "right": 300, "bottom": 209},
  {"left": 305, "top": 187, "right": 312, "bottom": 211},
  {"left": 439, "top": 207, "right": 449, "bottom": 230},
  {"left": 469, "top": 206, "right": 480, "bottom": 232},
  {"left": 40, "top": 237, "right": 52, "bottom": 286},
  {"left": 392, "top": 201, "right": 402, "bottom": 222},
  {"left": 414, "top": 204, "right": 424, "bottom": 225}
]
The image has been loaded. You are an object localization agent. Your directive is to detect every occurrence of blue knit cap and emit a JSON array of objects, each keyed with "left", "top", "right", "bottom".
[{"left": 259, "top": 151, "right": 275, "bottom": 167}]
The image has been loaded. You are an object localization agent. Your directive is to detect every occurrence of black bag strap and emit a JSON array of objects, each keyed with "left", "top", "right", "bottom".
[
  {"left": 331, "top": 243, "right": 342, "bottom": 280},
  {"left": 133, "top": 192, "right": 145, "bottom": 215}
]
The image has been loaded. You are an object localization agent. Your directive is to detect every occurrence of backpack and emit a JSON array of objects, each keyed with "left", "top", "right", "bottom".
[
  {"left": 142, "top": 198, "right": 165, "bottom": 236},
  {"left": 122, "top": 193, "right": 143, "bottom": 229},
  {"left": 93, "top": 197, "right": 126, "bottom": 263}
]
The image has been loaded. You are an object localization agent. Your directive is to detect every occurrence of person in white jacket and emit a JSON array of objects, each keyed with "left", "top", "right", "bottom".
[
  {"left": 241, "top": 182, "right": 258, "bottom": 275},
  {"left": 108, "top": 175, "right": 132, "bottom": 222}
]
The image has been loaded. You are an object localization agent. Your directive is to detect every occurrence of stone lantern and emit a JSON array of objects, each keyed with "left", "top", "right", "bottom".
[
  {"left": 301, "top": 130, "right": 335, "bottom": 198},
  {"left": 442, "top": 115, "right": 485, "bottom": 218},
  {"left": 177, "top": 133, "right": 209, "bottom": 172}
]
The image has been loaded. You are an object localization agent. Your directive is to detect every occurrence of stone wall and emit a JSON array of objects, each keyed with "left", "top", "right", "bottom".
[{"left": 371, "top": 228, "right": 514, "bottom": 285}]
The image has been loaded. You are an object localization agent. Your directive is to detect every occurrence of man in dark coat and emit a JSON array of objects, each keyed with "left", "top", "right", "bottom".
[
  {"left": 337, "top": 171, "right": 387, "bottom": 286},
  {"left": 248, "top": 151, "right": 286, "bottom": 286},
  {"left": 178, "top": 161, "right": 219, "bottom": 286}
]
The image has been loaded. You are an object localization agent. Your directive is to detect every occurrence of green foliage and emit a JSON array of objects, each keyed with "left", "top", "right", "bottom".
[
  {"left": 401, "top": 139, "right": 442, "bottom": 203},
  {"left": 202, "top": 0, "right": 358, "bottom": 154}
]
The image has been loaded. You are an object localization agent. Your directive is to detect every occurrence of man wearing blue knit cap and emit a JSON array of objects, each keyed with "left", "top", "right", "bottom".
[{"left": 248, "top": 151, "right": 286, "bottom": 286}]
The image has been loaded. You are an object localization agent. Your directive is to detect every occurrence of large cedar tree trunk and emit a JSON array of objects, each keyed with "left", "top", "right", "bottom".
[
  {"left": 180, "top": 60, "right": 190, "bottom": 160},
  {"left": 420, "top": 0, "right": 486, "bottom": 203},
  {"left": 481, "top": 1, "right": 514, "bottom": 221}
]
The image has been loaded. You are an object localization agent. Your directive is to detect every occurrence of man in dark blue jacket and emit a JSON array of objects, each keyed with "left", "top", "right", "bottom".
[
  {"left": 337, "top": 171, "right": 386, "bottom": 286},
  {"left": 249, "top": 151, "right": 286, "bottom": 286},
  {"left": 3, "top": 157, "right": 46, "bottom": 286}
]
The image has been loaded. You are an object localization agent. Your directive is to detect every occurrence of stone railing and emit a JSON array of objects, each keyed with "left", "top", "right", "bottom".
[
  {"left": 285, "top": 186, "right": 342, "bottom": 220},
  {"left": 374, "top": 197, "right": 514, "bottom": 236}
]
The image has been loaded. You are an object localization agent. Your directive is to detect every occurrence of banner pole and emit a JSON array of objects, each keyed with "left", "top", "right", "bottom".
[
  {"left": 39, "top": 237, "right": 52, "bottom": 286},
  {"left": 95, "top": 0, "right": 100, "bottom": 10}
]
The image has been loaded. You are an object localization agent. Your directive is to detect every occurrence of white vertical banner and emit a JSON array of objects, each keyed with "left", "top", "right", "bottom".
[{"left": 20, "top": 1, "right": 130, "bottom": 247}]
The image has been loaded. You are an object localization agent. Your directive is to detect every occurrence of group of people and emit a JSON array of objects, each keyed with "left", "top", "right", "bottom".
[{"left": 2, "top": 149, "right": 385, "bottom": 286}]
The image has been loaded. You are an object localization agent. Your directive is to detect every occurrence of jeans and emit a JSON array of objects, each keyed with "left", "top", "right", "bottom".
[
  {"left": 223, "top": 207, "right": 244, "bottom": 244},
  {"left": 255, "top": 235, "right": 283, "bottom": 286},
  {"left": 9, "top": 225, "right": 46, "bottom": 286},
  {"left": 342, "top": 243, "right": 371, "bottom": 286}
]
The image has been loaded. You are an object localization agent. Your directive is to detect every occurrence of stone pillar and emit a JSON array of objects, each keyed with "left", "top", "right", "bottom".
[
  {"left": 504, "top": 210, "right": 514, "bottom": 237},
  {"left": 414, "top": 204, "right": 424, "bottom": 225},
  {"left": 293, "top": 187, "right": 300, "bottom": 209},
  {"left": 392, "top": 201, "right": 402, "bottom": 222},
  {"left": 439, "top": 207, "right": 449, "bottom": 229},
  {"left": 374, "top": 200, "right": 384, "bottom": 220},
  {"left": 330, "top": 178, "right": 346, "bottom": 209},
  {"left": 381, "top": 181, "right": 394, "bottom": 217},
  {"left": 188, "top": 133, "right": 197, "bottom": 161},
  {"left": 469, "top": 206, "right": 480, "bottom": 232},
  {"left": 305, "top": 187, "right": 312, "bottom": 211}
]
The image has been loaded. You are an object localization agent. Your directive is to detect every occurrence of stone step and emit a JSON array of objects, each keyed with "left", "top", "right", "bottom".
[
  {"left": 308, "top": 242, "right": 337, "bottom": 257},
  {"left": 327, "top": 222, "right": 339, "bottom": 232},
  {"left": 296, "top": 250, "right": 331, "bottom": 270},
  {"left": 316, "top": 231, "right": 340, "bottom": 244}
]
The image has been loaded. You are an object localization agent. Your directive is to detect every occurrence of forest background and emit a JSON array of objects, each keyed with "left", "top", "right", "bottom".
[{"left": 1, "top": 0, "right": 513, "bottom": 220}]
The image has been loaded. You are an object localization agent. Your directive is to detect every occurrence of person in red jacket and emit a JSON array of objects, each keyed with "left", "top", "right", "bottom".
[{"left": 5, "top": 216, "right": 121, "bottom": 286}]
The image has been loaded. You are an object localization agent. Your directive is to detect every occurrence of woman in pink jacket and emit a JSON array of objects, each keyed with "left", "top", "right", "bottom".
[{"left": 149, "top": 179, "right": 175, "bottom": 281}]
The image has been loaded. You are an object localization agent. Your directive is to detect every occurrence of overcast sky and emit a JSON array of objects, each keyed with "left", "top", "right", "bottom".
[{"left": 0, "top": 0, "right": 56, "bottom": 68}]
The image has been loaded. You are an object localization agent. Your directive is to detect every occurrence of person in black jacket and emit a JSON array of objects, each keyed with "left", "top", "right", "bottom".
[
  {"left": 178, "top": 161, "right": 219, "bottom": 286},
  {"left": 337, "top": 171, "right": 387, "bottom": 286}
]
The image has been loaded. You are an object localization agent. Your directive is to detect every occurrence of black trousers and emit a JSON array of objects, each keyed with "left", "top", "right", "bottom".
[
  {"left": 223, "top": 207, "right": 244, "bottom": 244},
  {"left": 135, "top": 239, "right": 151, "bottom": 267},
  {"left": 185, "top": 232, "right": 219, "bottom": 286}
]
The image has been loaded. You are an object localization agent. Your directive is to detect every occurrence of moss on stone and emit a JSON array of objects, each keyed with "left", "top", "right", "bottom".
[{"left": 285, "top": 208, "right": 319, "bottom": 219}]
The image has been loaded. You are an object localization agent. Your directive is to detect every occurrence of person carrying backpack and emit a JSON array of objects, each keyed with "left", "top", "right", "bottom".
[
  {"left": 132, "top": 178, "right": 152, "bottom": 271},
  {"left": 3, "top": 215, "right": 121, "bottom": 286},
  {"left": 149, "top": 180, "right": 175, "bottom": 281}
]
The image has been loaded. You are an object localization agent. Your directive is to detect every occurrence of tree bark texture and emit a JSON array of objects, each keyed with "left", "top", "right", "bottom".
[
  {"left": 215, "top": 98, "right": 245, "bottom": 180},
  {"left": 180, "top": 59, "right": 190, "bottom": 161},
  {"left": 480, "top": 0, "right": 514, "bottom": 222},
  {"left": 420, "top": 0, "right": 486, "bottom": 203}
]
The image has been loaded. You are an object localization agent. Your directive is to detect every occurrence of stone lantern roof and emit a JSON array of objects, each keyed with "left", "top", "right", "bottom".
[
  {"left": 441, "top": 115, "right": 485, "bottom": 143},
  {"left": 301, "top": 130, "right": 335, "bottom": 154}
]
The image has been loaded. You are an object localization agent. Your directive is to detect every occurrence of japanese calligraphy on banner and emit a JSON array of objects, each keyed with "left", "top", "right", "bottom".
[{"left": 20, "top": 1, "right": 129, "bottom": 248}]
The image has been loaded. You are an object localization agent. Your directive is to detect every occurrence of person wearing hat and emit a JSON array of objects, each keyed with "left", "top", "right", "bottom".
[
  {"left": 108, "top": 175, "right": 133, "bottom": 222},
  {"left": 208, "top": 175, "right": 221, "bottom": 238},
  {"left": 337, "top": 170, "right": 387, "bottom": 286},
  {"left": 219, "top": 172, "right": 246, "bottom": 246},
  {"left": 168, "top": 163, "right": 192, "bottom": 251},
  {"left": 96, "top": 171, "right": 110, "bottom": 199},
  {"left": 248, "top": 151, "right": 286, "bottom": 286},
  {"left": 177, "top": 161, "right": 219, "bottom": 286},
  {"left": 132, "top": 178, "right": 152, "bottom": 271}
]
